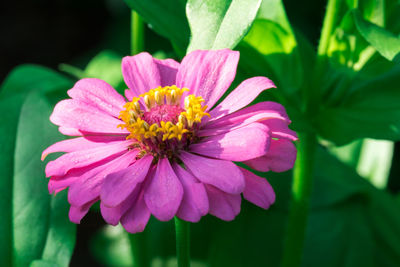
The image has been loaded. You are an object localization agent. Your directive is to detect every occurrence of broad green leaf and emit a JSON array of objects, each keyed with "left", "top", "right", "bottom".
[
  {"left": 329, "top": 138, "right": 394, "bottom": 189},
  {"left": 317, "top": 64, "right": 400, "bottom": 145},
  {"left": 60, "top": 50, "right": 125, "bottom": 90},
  {"left": 237, "top": 0, "right": 306, "bottom": 100},
  {"left": 186, "top": 0, "right": 261, "bottom": 52},
  {"left": 0, "top": 65, "right": 76, "bottom": 267},
  {"left": 84, "top": 50, "right": 124, "bottom": 88},
  {"left": 90, "top": 225, "right": 133, "bottom": 267},
  {"left": 124, "top": 0, "right": 190, "bottom": 52},
  {"left": 354, "top": 10, "right": 400, "bottom": 61}
]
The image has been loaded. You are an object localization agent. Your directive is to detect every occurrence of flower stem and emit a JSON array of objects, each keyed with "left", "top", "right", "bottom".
[
  {"left": 317, "top": 0, "right": 341, "bottom": 57},
  {"left": 281, "top": 132, "right": 317, "bottom": 267},
  {"left": 131, "top": 10, "right": 144, "bottom": 55},
  {"left": 175, "top": 217, "right": 191, "bottom": 267},
  {"left": 129, "top": 232, "right": 149, "bottom": 267}
]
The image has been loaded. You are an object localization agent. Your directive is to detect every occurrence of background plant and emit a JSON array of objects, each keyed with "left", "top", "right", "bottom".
[{"left": 1, "top": 0, "right": 400, "bottom": 266}]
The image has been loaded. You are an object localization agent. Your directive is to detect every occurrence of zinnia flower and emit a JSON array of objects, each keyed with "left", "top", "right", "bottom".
[{"left": 42, "top": 49, "right": 297, "bottom": 233}]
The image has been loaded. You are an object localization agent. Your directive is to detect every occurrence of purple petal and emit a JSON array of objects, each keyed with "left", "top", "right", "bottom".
[
  {"left": 101, "top": 185, "right": 141, "bottom": 226},
  {"left": 205, "top": 185, "right": 241, "bottom": 221},
  {"left": 172, "top": 163, "right": 209, "bottom": 222},
  {"left": 45, "top": 140, "right": 131, "bottom": 177},
  {"left": 50, "top": 99, "right": 129, "bottom": 134},
  {"left": 144, "top": 158, "right": 183, "bottom": 221},
  {"left": 69, "top": 198, "right": 98, "bottom": 224},
  {"left": 42, "top": 136, "right": 126, "bottom": 160},
  {"left": 101, "top": 155, "right": 153, "bottom": 207},
  {"left": 122, "top": 52, "right": 162, "bottom": 96},
  {"left": 240, "top": 167, "right": 275, "bottom": 209},
  {"left": 244, "top": 139, "right": 297, "bottom": 172},
  {"left": 205, "top": 101, "right": 289, "bottom": 129},
  {"left": 67, "top": 78, "right": 126, "bottom": 117},
  {"left": 154, "top": 58, "right": 179, "bottom": 86},
  {"left": 210, "top": 77, "right": 275, "bottom": 119},
  {"left": 68, "top": 150, "right": 138, "bottom": 207},
  {"left": 190, "top": 122, "right": 270, "bottom": 161},
  {"left": 179, "top": 151, "right": 245, "bottom": 194},
  {"left": 176, "top": 49, "right": 239, "bottom": 109},
  {"left": 121, "top": 190, "right": 151, "bottom": 233}
]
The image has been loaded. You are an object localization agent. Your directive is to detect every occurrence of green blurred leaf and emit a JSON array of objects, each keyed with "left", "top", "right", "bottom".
[
  {"left": 0, "top": 65, "right": 76, "bottom": 267},
  {"left": 329, "top": 138, "right": 394, "bottom": 188},
  {"left": 186, "top": 0, "right": 261, "bottom": 52},
  {"left": 60, "top": 50, "right": 125, "bottom": 90},
  {"left": 84, "top": 50, "right": 124, "bottom": 88},
  {"left": 124, "top": 0, "right": 190, "bottom": 52},
  {"left": 237, "top": 0, "right": 306, "bottom": 101},
  {"left": 354, "top": 9, "right": 400, "bottom": 61},
  {"left": 317, "top": 64, "right": 400, "bottom": 145},
  {"left": 90, "top": 225, "right": 133, "bottom": 267}
]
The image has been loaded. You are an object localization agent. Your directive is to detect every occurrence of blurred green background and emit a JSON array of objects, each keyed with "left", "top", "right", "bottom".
[{"left": 1, "top": 0, "right": 400, "bottom": 266}]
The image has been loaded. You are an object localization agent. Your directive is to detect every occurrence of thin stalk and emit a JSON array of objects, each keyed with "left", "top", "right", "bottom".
[
  {"left": 317, "top": 0, "right": 341, "bottom": 57},
  {"left": 128, "top": 10, "right": 147, "bottom": 267},
  {"left": 131, "top": 11, "right": 144, "bottom": 55},
  {"left": 175, "top": 217, "right": 191, "bottom": 267},
  {"left": 129, "top": 232, "right": 149, "bottom": 267},
  {"left": 281, "top": 133, "right": 317, "bottom": 267}
]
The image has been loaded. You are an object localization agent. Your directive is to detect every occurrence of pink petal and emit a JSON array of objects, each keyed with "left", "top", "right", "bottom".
[
  {"left": 176, "top": 49, "right": 239, "bottom": 109},
  {"left": 244, "top": 139, "right": 297, "bottom": 172},
  {"left": 261, "top": 119, "right": 298, "bottom": 141},
  {"left": 121, "top": 190, "right": 151, "bottom": 233},
  {"left": 122, "top": 52, "right": 162, "bottom": 96},
  {"left": 144, "top": 158, "right": 183, "bottom": 221},
  {"left": 190, "top": 122, "right": 270, "bottom": 161},
  {"left": 59, "top": 126, "right": 82, "bottom": 136},
  {"left": 50, "top": 99, "right": 129, "bottom": 134},
  {"left": 101, "top": 155, "right": 153, "bottom": 207},
  {"left": 101, "top": 185, "right": 141, "bottom": 226},
  {"left": 179, "top": 151, "right": 245, "bottom": 194},
  {"left": 68, "top": 150, "right": 138, "bottom": 207},
  {"left": 69, "top": 198, "right": 98, "bottom": 224},
  {"left": 240, "top": 167, "right": 275, "bottom": 209},
  {"left": 154, "top": 58, "right": 180, "bottom": 86},
  {"left": 45, "top": 140, "right": 131, "bottom": 177},
  {"left": 205, "top": 101, "right": 289, "bottom": 129},
  {"left": 210, "top": 77, "right": 276, "bottom": 119},
  {"left": 172, "top": 163, "right": 209, "bottom": 222},
  {"left": 67, "top": 78, "right": 126, "bottom": 117},
  {"left": 42, "top": 136, "right": 126, "bottom": 160},
  {"left": 205, "top": 184, "right": 241, "bottom": 221},
  {"left": 124, "top": 89, "right": 135, "bottom": 101}
]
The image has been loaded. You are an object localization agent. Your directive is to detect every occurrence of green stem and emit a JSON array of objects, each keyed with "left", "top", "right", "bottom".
[
  {"left": 131, "top": 11, "right": 144, "bottom": 55},
  {"left": 129, "top": 232, "right": 149, "bottom": 267},
  {"left": 317, "top": 0, "right": 341, "bottom": 57},
  {"left": 175, "top": 217, "right": 191, "bottom": 267},
  {"left": 281, "top": 133, "right": 317, "bottom": 267}
]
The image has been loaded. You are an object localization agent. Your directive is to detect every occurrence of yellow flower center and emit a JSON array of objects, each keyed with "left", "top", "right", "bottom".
[{"left": 118, "top": 85, "right": 210, "bottom": 143}]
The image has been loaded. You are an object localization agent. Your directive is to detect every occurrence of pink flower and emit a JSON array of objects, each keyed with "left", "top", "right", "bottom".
[{"left": 42, "top": 49, "right": 297, "bottom": 233}]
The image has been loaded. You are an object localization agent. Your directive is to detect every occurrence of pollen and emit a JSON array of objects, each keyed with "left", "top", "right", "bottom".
[{"left": 118, "top": 86, "right": 210, "bottom": 144}]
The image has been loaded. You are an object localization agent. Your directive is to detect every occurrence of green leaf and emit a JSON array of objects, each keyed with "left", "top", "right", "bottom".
[
  {"left": 354, "top": 9, "right": 400, "bottom": 61},
  {"left": 124, "top": 0, "right": 190, "bottom": 52},
  {"left": 317, "top": 64, "right": 400, "bottom": 145},
  {"left": 90, "top": 225, "right": 133, "bottom": 267},
  {"left": 186, "top": 0, "right": 261, "bottom": 52},
  {"left": 328, "top": 138, "right": 394, "bottom": 188},
  {"left": 0, "top": 65, "right": 76, "bottom": 267},
  {"left": 84, "top": 50, "right": 124, "bottom": 88},
  {"left": 237, "top": 0, "right": 306, "bottom": 100}
]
